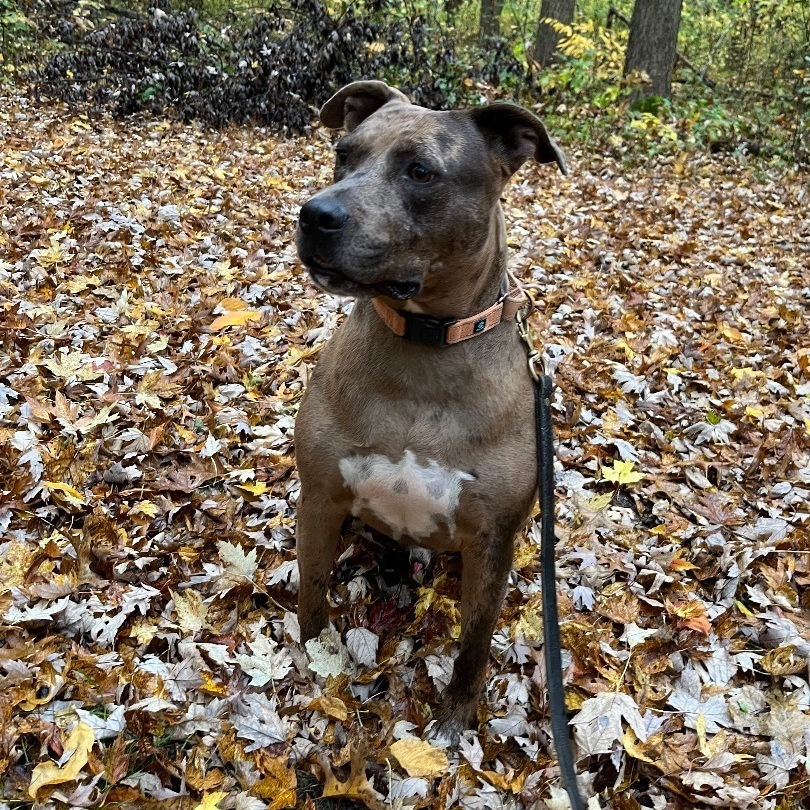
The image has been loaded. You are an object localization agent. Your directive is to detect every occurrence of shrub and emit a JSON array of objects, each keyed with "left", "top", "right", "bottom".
[{"left": 32, "top": 0, "right": 527, "bottom": 132}]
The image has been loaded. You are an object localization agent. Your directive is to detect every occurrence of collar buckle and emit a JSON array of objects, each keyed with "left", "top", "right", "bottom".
[{"left": 401, "top": 312, "right": 457, "bottom": 347}]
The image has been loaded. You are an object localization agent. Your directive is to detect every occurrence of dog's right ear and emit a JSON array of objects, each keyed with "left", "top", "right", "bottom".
[{"left": 320, "top": 81, "right": 411, "bottom": 132}]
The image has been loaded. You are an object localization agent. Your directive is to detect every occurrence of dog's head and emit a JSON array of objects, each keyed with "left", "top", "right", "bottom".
[{"left": 296, "top": 80, "right": 567, "bottom": 301}]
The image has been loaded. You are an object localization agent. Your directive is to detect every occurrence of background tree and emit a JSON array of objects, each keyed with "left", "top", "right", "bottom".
[
  {"left": 624, "top": 0, "right": 684, "bottom": 99},
  {"left": 444, "top": 0, "right": 464, "bottom": 19},
  {"left": 532, "top": 0, "right": 576, "bottom": 67},
  {"left": 479, "top": 0, "right": 503, "bottom": 39}
]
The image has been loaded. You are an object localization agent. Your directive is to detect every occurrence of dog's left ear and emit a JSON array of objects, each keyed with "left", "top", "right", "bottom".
[{"left": 470, "top": 103, "right": 568, "bottom": 176}]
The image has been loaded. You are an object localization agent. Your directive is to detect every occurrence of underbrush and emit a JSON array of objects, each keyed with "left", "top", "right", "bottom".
[{"left": 23, "top": 0, "right": 525, "bottom": 131}]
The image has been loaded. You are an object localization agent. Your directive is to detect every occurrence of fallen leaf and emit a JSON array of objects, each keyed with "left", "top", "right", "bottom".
[
  {"left": 305, "top": 627, "right": 353, "bottom": 678},
  {"left": 43, "top": 480, "right": 86, "bottom": 509},
  {"left": 210, "top": 310, "right": 263, "bottom": 330},
  {"left": 345, "top": 627, "right": 379, "bottom": 667},
  {"left": 389, "top": 738, "right": 449, "bottom": 778},
  {"left": 194, "top": 792, "right": 228, "bottom": 810},
  {"left": 601, "top": 459, "right": 645, "bottom": 485},
  {"left": 28, "top": 721, "right": 95, "bottom": 799}
]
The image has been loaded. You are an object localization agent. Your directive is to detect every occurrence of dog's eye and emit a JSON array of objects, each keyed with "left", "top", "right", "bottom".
[{"left": 407, "top": 163, "right": 436, "bottom": 184}]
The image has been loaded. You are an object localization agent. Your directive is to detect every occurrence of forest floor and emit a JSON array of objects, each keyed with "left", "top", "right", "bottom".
[{"left": 0, "top": 88, "right": 808, "bottom": 810}]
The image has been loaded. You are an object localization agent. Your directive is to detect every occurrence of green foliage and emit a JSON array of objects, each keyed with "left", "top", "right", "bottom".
[
  {"left": 526, "top": 10, "right": 806, "bottom": 164},
  {"left": 536, "top": 19, "right": 630, "bottom": 106},
  {"left": 0, "top": 0, "right": 33, "bottom": 74}
]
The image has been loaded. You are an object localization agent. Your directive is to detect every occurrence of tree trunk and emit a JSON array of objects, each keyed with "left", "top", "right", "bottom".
[
  {"left": 532, "top": 0, "right": 576, "bottom": 67},
  {"left": 623, "top": 0, "right": 684, "bottom": 99},
  {"left": 479, "top": 0, "right": 504, "bottom": 39},
  {"left": 445, "top": 0, "right": 464, "bottom": 20}
]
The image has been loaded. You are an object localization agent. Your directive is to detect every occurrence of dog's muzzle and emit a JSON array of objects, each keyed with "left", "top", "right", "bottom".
[{"left": 297, "top": 197, "right": 421, "bottom": 300}]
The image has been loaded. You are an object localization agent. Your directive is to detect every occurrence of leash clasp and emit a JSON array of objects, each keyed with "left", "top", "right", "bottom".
[{"left": 515, "top": 288, "right": 544, "bottom": 382}]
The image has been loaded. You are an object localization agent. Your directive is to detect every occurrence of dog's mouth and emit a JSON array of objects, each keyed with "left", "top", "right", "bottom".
[{"left": 307, "top": 255, "right": 421, "bottom": 300}]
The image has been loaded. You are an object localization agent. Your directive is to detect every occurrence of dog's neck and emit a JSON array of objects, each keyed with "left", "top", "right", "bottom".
[{"left": 387, "top": 208, "right": 508, "bottom": 320}]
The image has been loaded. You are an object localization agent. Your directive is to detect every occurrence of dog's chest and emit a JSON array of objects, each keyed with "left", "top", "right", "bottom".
[{"left": 338, "top": 450, "right": 474, "bottom": 543}]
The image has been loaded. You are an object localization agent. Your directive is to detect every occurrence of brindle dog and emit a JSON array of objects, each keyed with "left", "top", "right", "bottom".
[{"left": 295, "top": 80, "right": 566, "bottom": 741}]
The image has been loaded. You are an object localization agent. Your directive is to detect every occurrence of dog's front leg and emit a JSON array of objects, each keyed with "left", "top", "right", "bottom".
[
  {"left": 296, "top": 490, "right": 345, "bottom": 642},
  {"left": 432, "top": 528, "right": 516, "bottom": 742}
]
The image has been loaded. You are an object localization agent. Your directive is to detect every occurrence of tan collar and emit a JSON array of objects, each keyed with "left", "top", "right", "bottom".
[{"left": 372, "top": 284, "right": 526, "bottom": 348}]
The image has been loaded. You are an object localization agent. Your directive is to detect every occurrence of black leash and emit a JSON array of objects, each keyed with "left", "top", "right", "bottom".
[
  {"left": 535, "top": 373, "right": 586, "bottom": 810},
  {"left": 375, "top": 281, "right": 584, "bottom": 803}
]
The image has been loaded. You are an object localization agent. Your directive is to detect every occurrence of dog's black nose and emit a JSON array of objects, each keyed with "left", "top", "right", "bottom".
[{"left": 299, "top": 197, "right": 348, "bottom": 234}]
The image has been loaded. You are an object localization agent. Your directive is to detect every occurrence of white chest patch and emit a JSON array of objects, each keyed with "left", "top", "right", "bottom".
[{"left": 339, "top": 450, "right": 474, "bottom": 541}]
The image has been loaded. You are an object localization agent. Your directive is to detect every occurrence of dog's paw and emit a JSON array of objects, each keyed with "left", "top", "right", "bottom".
[
  {"left": 426, "top": 700, "right": 478, "bottom": 747},
  {"left": 426, "top": 718, "right": 465, "bottom": 748}
]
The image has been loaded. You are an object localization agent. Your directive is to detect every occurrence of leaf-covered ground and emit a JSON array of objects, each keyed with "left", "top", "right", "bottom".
[{"left": 0, "top": 87, "right": 808, "bottom": 810}]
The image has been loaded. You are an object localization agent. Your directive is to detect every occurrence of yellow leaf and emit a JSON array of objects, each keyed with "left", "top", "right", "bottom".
[
  {"left": 730, "top": 366, "right": 761, "bottom": 381},
  {"left": 622, "top": 727, "right": 660, "bottom": 764},
  {"left": 586, "top": 492, "right": 613, "bottom": 510},
  {"left": 130, "top": 500, "right": 158, "bottom": 518},
  {"left": 0, "top": 541, "right": 36, "bottom": 594},
  {"left": 283, "top": 344, "right": 322, "bottom": 367},
  {"left": 414, "top": 587, "right": 460, "bottom": 635},
  {"left": 178, "top": 546, "right": 201, "bottom": 563},
  {"left": 19, "top": 662, "right": 64, "bottom": 711},
  {"left": 668, "top": 550, "right": 698, "bottom": 572},
  {"left": 193, "top": 792, "right": 228, "bottom": 810},
  {"left": 310, "top": 695, "right": 348, "bottom": 721},
  {"left": 695, "top": 712, "right": 709, "bottom": 757},
  {"left": 198, "top": 671, "right": 229, "bottom": 696},
  {"left": 615, "top": 338, "right": 636, "bottom": 361},
  {"left": 666, "top": 599, "right": 711, "bottom": 635},
  {"left": 734, "top": 599, "right": 756, "bottom": 618},
  {"left": 720, "top": 324, "right": 745, "bottom": 342},
  {"left": 513, "top": 536, "right": 535, "bottom": 570},
  {"left": 266, "top": 175, "right": 292, "bottom": 190},
  {"left": 237, "top": 481, "right": 269, "bottom": 496},
  {"left": 216, "top": 297, "right": 249, "bottom": 311},
  {"left": 389, "top": 738, "right": 448, "bottom": 778},
  {"left": 28, "top": 721, "right": 95, "bottom": 798},
  {"left": 253, "top": 750, "right": 298, "bottom": 809},
  {"left": 601, "top": 459, "right": 644, "bottom": 485},
  {"left": 210, "top": 310, "right": 263, "bottom": 330},
  {"left": 513, "top": 600, "right": 544, "bottom": 644},
  {"left": 130, "top": 619, "right": 159, "bottom": 646},
  {"left": 43, "top": 481, "right": 86, "bottom": 508},
  {"left": 480, "top": 768, "right": 526, "bottom": 793},
  {"left": 414, "top": 586, "right": 437, "bottom": 619}
]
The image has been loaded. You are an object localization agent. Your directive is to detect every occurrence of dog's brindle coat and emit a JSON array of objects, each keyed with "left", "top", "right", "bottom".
[{"left": 295, "top": 81, "right": 566, "bottom": 740}]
